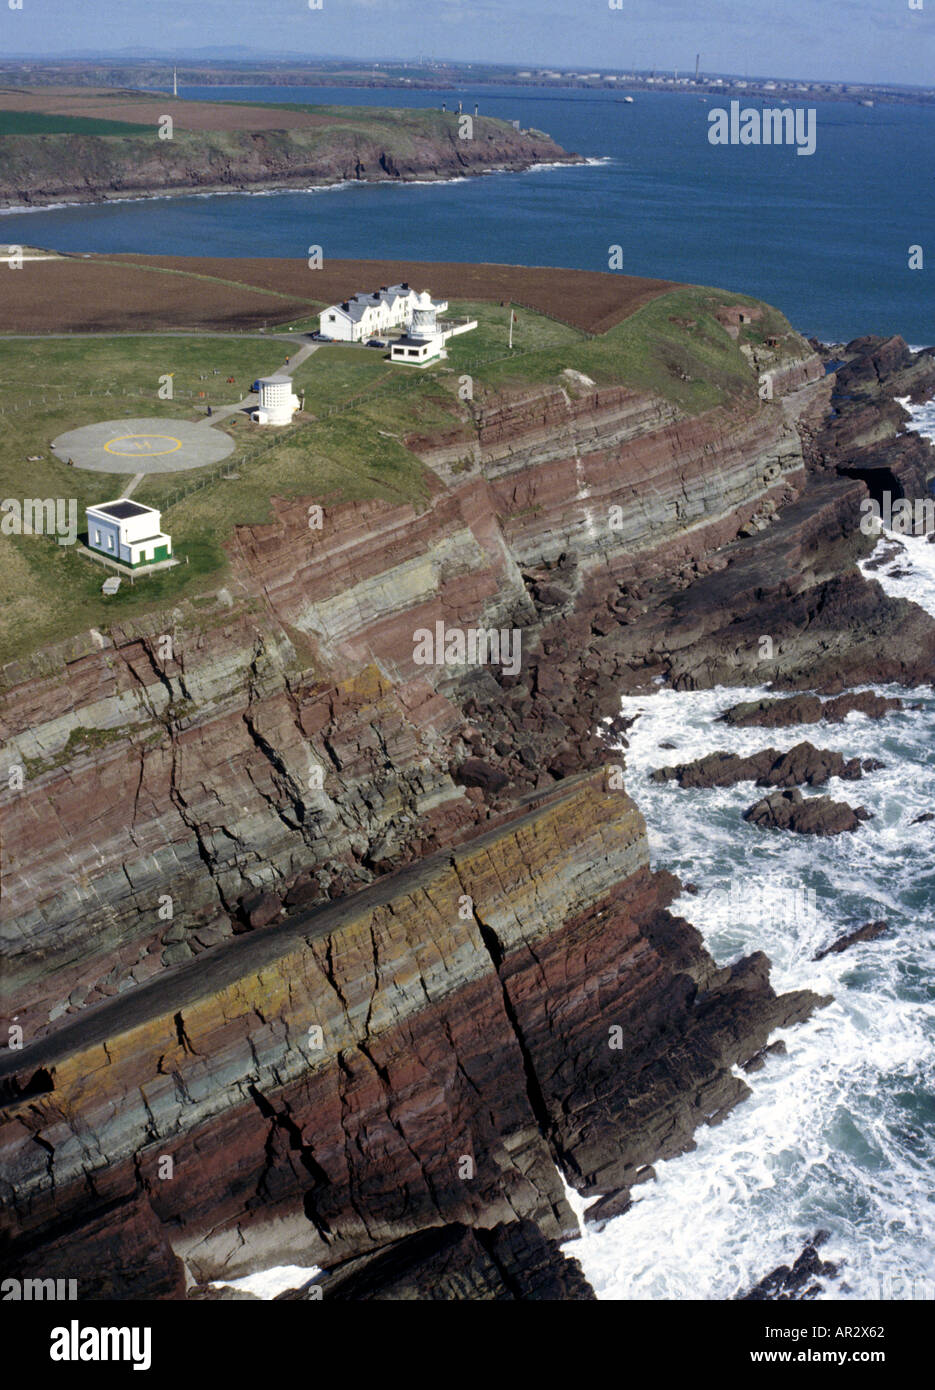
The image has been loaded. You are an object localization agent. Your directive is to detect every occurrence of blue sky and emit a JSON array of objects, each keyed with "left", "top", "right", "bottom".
[{"left": 1, "top": 0, "right": 930, "bottom": 86}]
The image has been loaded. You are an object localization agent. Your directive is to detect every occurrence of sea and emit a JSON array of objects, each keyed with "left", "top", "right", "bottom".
[
  {"left": 2, "top": 83, "right": 934, "bottom": 345},
  {"left": 4, "top": 82, "right": 935, "bottom": 1302},
  {"left": 566, "top": 398, "right": 935, "bottom": 1302}
]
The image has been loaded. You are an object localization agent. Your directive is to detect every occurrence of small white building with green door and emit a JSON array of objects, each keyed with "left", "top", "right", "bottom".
[{"left": 85, "top": 499, "right": 172, "bottom": 568}]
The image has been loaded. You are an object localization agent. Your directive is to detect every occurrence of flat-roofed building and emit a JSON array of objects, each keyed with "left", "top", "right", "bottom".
[{"left": 85, "top": 499, "right": 172, "bottom": 568}]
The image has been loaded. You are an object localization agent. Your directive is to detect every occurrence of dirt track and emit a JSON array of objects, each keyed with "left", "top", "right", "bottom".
[{"left": 0, "top": 254, "right": 676, "bottom": 335}]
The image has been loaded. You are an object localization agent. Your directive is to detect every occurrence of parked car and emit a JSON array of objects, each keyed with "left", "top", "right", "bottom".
[
  {"left": 366, "top": 338, "right": 389, "bottom": 349},
  {"left": 250, "top": 380, "right": 260, "bottom": 393}
]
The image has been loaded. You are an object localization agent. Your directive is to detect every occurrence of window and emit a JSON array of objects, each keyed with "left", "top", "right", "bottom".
[
  {"left": 94, "top": 530, "right": 101, "bottom": 545},
  {"left": 107, "top": 535, "right": 114, "bottom": 550}
]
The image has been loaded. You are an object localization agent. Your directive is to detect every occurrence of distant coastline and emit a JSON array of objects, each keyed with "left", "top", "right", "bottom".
[{"left": 2, "top": 58, "right": 933, "bottom": 108}]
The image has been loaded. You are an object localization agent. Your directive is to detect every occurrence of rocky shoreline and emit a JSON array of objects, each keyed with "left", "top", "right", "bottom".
[{"left": 1, "top": 308, "right": 933, "bottom": 1299}]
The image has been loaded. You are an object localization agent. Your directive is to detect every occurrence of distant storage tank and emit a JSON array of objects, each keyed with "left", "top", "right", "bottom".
[
  {"left": 256, "top": 375, "right": 299, "bottom": 426},
  {"left": 410, "top": 305, "right": 437, "bottom": 339}
]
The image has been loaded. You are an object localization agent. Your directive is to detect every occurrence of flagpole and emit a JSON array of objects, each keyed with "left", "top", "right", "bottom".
[{"left": 509, "top": 305, "right": 514, "bottom": 350}]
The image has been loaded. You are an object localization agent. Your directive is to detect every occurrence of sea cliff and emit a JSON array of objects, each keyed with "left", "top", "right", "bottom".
[
  {"left": 0, "top": 92, "right": 579, "bottom": 208},
  {"left": 1, "top": 292, "right": 934, "bottom": 1299}
]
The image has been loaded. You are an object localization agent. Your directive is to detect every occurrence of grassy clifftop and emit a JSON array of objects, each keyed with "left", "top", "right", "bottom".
[{"left": 0, "top": 279, "right": 814, "bottom": 667}]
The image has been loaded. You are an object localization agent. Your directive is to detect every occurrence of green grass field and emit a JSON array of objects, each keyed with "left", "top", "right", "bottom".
[
  {"left": 463, "top": 287, "right": 806, "bottom": 413},
  {"left": 0, "top": 290, "right": 806, "bottom": 666},
  {"left": 0, "top": 109, "right": 153, "bottom": 136}
]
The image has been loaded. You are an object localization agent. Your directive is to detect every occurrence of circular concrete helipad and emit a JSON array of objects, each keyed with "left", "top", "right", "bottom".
[{"left": 52, "top": 417, "right": 236, "bottom": 474}]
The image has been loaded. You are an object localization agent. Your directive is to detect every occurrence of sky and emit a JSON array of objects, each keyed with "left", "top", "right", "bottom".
[{"left": 0, "top": 0, "right": 930, "bottom": 88}]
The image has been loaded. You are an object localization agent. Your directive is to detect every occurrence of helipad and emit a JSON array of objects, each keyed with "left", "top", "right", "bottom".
[
  {"left": 104, "top": 433, "right": 183, "bottom": 458},
  {"left": 52, "top": 417, "right": 236, "bottom": 474}
]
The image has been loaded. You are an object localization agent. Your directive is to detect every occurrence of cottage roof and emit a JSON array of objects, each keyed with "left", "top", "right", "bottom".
[{"left": 343, "top": 299, "right": 375, "bottom": 322}]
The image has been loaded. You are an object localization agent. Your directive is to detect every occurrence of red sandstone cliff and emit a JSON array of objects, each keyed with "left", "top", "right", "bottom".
[{"left": 1, "top": 330, "right": 932, "bottom": 1299}]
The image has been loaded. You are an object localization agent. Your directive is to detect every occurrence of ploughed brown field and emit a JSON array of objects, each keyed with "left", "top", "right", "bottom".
[
  {"left": 0, "top": 86, "right": 340, "bottom": 133},
  {"left": 0, "top": 254, "right": 676, "bottom": 335}
]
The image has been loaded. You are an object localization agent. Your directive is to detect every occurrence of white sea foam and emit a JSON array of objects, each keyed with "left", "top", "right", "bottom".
[
  {"left": 897, "top": 393, "right": 935, "bottom": 446},
  {"left": 522, "top": 155, "right": 613, "bottom": 171},
  {"left": 0, "top": 201, "right": 72, "bottom": 216},
  {"left": 568, "top": 672, "right": 935, "bottom": 1300},
  {"left": 860, "top": 528, "right": 935, "bottom": 616}
]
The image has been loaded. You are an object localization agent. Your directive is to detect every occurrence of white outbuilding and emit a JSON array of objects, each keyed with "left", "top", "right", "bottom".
[
  {"left": 85, "top": 499, "right": 172, "bottom": 568},
  {"left": 253, "top": 376, "right": 300, "bottom": 426}
]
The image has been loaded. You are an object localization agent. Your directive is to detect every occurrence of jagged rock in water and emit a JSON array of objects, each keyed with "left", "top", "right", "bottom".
[
  {"left": 813, "top": 920, "right": 889, "bottom": 961},
  {"left": 738, "top": 1231, "right": 840, "bottom": 1300},
  {"left": 720, "top": 692, "right": 903, "bottom": 729},
  {"left": 744, "top": 787, "right": 871, "bottom": 836},
  {"left": 652, "top": 741, "right": 879, "bottom": 790}
]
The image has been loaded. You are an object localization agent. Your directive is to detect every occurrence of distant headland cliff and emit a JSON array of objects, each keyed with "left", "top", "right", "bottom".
[{"left": 0, "top": 88, "right": 580, "bottom": 208}]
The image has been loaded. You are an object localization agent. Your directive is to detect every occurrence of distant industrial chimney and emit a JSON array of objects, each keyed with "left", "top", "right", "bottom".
[
  {"left": 173, "top": 67, "right": 178, "bottom": 98},
  {"left": 695, "top": 53, "right": 700, "bottom": 79}
]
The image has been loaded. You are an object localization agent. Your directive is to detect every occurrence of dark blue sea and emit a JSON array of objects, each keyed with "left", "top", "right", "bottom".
[{"left": 2, "top": 84, "right": 933, "bottom": 345}]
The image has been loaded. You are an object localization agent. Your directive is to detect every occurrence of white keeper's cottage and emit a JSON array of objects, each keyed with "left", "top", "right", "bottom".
[
  {"left": 85, "top": 499, "right": 172, "bottom": 568},
  {"left": 319, "top": 283, "right": 449, "bottom": 342}
]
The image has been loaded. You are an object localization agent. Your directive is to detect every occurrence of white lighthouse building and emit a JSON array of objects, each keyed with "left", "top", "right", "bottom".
[{"left": 389, "top": 301, "right": 478, "bottom": 366}]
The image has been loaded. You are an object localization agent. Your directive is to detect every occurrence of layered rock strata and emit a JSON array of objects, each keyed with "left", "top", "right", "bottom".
[
  {"left": 2, "top": 321, "right": 933, "bottom": 1299},
  {"left": 0, "top": 774, "right": 822, "bottom": 1297}
]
